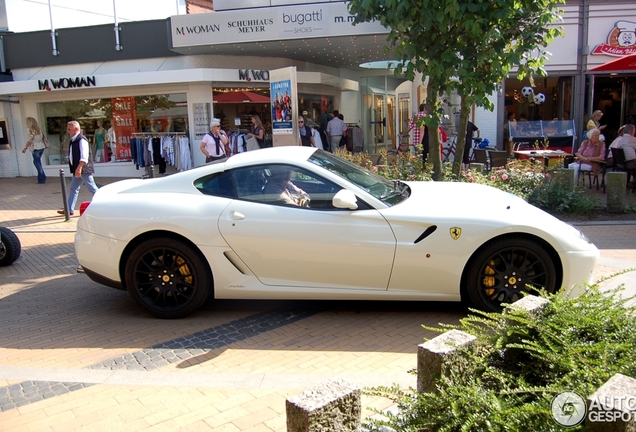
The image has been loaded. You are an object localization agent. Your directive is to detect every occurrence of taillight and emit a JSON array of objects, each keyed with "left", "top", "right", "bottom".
[{"left": 79, "top": 201, "right": 90, "bottom": 215}]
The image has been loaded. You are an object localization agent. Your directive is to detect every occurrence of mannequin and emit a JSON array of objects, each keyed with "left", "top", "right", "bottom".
[
  {"left": 107, "top": 119, "right": 117, "bottom": 162},
  {"left": 94, "top": 119, "right": 107, "bottom": 162}
]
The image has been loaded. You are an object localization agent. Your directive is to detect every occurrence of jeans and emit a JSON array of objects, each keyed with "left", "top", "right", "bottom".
[
  {"left": 68, "top": 173, "right": 99, "bottom": 211},
  {"left": 32, "top": 148, "right": 46, "bottom": 183}
]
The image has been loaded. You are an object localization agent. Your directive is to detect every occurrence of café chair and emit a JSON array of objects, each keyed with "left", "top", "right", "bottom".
[
  {"left": 473, "top": 148, "right": 489, "bottom": 171},
  {"left": 489, "top": 150, "right": 509, "bottom": 170}
]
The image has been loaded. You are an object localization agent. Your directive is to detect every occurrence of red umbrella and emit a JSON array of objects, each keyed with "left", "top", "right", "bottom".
[
  {"left": 213, "top": 91, "right": 270, "bottom": 104},
  {"left": 589, "top": 54, "right": 636, "bottom": 72}
]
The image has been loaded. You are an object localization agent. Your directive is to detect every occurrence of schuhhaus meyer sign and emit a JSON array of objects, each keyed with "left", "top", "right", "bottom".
[{"left": 170, "top": 2, "right": 388, "bottom": 48}]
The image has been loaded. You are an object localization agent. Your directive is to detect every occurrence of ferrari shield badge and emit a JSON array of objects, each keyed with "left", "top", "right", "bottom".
[{"left": 450, "top": 227, "right": 462, "bottom": 240}]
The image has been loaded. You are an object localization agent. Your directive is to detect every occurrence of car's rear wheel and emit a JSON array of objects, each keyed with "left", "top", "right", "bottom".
[
  {"left": 464, "top": 237, "right": 557, "bottom": 312},
  {"left": 0, "top": 227, "right": 21, "bottom": 266},
  {"left": 124, "top": 238, "right": 211, "bottom": 319}
]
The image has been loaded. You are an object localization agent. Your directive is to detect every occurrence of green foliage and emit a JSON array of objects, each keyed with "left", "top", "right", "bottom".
[
  {"left": 363, "top": 284, "right": 636, "bottom": 431},
  {"left": 336, "top": 150, "right": 602, "bottom": 215},
  {"left": 527, "top": 179, "right": 600, "bottom": 215},
  {"left": 348, "top": 0, "right": 564, "bottom": 179}
]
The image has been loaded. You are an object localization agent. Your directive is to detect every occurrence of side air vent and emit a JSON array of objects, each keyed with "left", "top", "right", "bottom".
[{"left": 414, "top": 226, "right": 438, "bottom": 244}]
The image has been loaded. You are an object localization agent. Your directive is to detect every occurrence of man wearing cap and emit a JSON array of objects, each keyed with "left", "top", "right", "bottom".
[
  {"left": 587, "top": 110, "right": 606, "bottom": 132},
  {"left": 326, "top": 110, "right": 347, "bottom": 153}
]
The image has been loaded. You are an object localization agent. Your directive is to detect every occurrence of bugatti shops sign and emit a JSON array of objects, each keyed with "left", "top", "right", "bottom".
[{"left": 38, "top": 76, "right": 96, "bottom": 91}]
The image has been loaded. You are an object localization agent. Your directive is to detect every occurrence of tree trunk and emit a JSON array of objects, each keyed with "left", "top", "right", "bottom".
[{"left": 424, "top": 85, "right": 443, "bottom": 181}]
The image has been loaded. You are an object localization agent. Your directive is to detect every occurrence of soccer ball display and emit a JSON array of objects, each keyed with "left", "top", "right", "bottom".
[
  {"left": 534, "top": 93, "right": 546, "bottom": 104},
  {"left": 521, "top": 86, "right": 534, "bottom": 98}
]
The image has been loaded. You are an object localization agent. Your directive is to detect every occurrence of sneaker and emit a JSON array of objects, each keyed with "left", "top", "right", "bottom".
[{"left": 57, "top": 210, "right": 74, "bottom": 216}]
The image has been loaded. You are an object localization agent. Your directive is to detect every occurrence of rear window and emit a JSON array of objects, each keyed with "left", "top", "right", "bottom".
[{"left": 193, "top": 171, "right": 235, "bottom": 198}]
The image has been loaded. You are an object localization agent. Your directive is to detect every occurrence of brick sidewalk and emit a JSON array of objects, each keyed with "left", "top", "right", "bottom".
[{"left": 1, "top": 175, "right": 635, "bottom": 431}]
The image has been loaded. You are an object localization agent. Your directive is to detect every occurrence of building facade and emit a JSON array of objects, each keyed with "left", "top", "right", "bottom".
[{"left": 0, "top": 0, "right": 635, "bottom": 179}]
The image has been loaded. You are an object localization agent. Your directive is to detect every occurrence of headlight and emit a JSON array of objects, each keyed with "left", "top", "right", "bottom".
[{"left": 567, "top": 223, "right": 592, "bottom": 244}]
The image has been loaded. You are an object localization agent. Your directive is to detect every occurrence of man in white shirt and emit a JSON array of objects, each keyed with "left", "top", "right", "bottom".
[
  {"left": 617, "top": 124, "right": 636, "bottom": 170},
  {"left": 58, "top": 120, "right": 98, "bottom": 216},
  {"left": 326, "top": 110, "right": 347, "bottom": 153}
]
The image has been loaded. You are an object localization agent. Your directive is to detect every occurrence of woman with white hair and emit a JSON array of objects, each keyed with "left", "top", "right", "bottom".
[
  {"left": 568, "top": 128, "right": 605, "bottom": 183},
  {"left": 200, "top": 118, "right": 230, "bottom": 162}
]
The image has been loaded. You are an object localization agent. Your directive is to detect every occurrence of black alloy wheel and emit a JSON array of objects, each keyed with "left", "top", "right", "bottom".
[
  {"left": 124, "top": 238, "right": 211, "bottom": 319},
  {"left": 0, "top": 227, "right": 22, "bottom": 266},
  {"left": 465, "top": 237, "right": 557, "bottom": 312}
]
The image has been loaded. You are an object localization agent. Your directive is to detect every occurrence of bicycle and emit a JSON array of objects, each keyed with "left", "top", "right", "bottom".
[{"left": 441, "top": 132, "right": 457, "bottom": 163}]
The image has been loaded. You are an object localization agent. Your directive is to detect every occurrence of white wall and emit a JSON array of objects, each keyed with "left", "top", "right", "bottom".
[{"left": 473, "top": 92, "right": 499, "bottom": 149}]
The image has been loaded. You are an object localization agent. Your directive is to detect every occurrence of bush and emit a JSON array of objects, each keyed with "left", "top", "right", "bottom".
[
  {"left": 363, "top": 283, "right": 636, "bottom": 431},
  {"left": 335, "top": 149, "right": 601, "bottom": 215}
]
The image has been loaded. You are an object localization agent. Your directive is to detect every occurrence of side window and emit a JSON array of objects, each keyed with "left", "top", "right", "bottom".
[
  {"left": 233, "top": 167, "right": 268, "bottom": 202},
  {"left": 194, "top": 171, "right": 235, "bottom": 198},
  {"left": 258, "top": 164, "right": 342, "bottom": 209}
]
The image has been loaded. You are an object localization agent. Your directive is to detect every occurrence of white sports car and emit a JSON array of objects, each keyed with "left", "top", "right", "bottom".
[{"left": 75, "top": 147, "right": 599, "bottom": 318}]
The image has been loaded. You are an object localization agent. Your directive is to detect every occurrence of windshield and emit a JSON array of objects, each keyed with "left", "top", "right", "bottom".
[{"left": 308, "top": 150, "right": 410, "bottom": 206}]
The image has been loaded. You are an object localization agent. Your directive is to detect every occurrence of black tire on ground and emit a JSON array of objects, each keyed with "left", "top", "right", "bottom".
[
  {"left": 464, "top": 237, "right": 557, "bottom": 312},
  {"left": 0, "top": 227, "right": 21, "bottom": 266},
  {"left": 124, "top": 238, "right": 212, "bottom": 319}
]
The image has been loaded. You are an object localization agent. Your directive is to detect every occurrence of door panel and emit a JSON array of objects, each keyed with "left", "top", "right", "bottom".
[{"left": 218, "top": 201, "right": 396, "bottom": 290}]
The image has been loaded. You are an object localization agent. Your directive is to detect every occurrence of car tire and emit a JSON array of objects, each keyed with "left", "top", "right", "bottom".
[
  {"left": 124, "top": 238, "right": 211, "bottom": 319},
  {"left": 0, "top": 227, "right": 21, "bottom": 266},
  {"left": 464, "top": 237, "right": 557, "bottom": 312}
]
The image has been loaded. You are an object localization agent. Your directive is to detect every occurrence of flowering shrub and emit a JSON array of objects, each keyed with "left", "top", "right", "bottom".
[{"left": 333, "top": 149, "right": 600, "bottom": 214}]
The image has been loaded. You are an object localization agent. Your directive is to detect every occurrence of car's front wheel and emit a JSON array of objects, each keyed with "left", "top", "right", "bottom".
[
  {"left": 464, "top": 237, "right": 557, "bottom": 312},
  {"left": 124, "top": 238, "right": 211, "bottom": 319}
]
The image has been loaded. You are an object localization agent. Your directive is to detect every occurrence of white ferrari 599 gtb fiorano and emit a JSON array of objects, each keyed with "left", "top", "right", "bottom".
[{"left": 75, "top": 147, "right": 599, "bottom": 318}]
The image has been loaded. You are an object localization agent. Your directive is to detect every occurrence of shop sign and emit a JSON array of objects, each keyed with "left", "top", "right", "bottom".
[
  {"left": 239, "top": 69, "right": 269, "bottom": 81},
  {"left": 170, "top": 2, "right": 387, "bottom": 48},
  {"left": 591, "top": 20, "right": 636, "bottom": 56},
  {"left": 111, "top": 97, "right": 135, "bottom": 161},
  {"left": 38, "top": 76, "right": 96, "bottom": 91}
]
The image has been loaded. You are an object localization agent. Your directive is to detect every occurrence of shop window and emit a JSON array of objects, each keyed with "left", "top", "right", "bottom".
[{"left": 38, "top": 93, "right": 187, "bottom": 165}]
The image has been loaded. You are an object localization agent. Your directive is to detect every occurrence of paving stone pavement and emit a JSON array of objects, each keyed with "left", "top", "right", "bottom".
[{"left": 0, "top": 176, "right": 635, "bottom": 431}]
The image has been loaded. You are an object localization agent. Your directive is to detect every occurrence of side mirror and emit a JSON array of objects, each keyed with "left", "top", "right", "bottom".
[{"left": 332, "top": 189, "right": 358, "bottom": 210}]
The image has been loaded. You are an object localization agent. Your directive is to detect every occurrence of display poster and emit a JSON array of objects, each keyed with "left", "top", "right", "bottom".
[
  {"left": 193, "top": 103, "right": 210, "bottom": 139},
  {"left": 269, "top": 66, "right": 298, "bottom": 146},
  {"left": 0, "top": 118, "right": 10, "bottom": 150},
  {"left": 111, "top": 97, "right": 135, "bottom": 161}
]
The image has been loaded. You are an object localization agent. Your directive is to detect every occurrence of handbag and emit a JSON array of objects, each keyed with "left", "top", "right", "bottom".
[
  {"left": 246, "top": 136, "right": 260, "bottom": 151},
  {"left": 83, "top": 151, "right": 95, "bottom": 174},
  {"left": 42, "top": 132, "right": 50, "bottom": 148}
]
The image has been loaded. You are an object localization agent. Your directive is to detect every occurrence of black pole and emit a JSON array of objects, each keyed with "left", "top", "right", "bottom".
[
  {"left": 59, "top": 169, "right": 70, "bottom": 221},
  {"left": 150, "top": 164, "right": 155, "bottom": 178}
]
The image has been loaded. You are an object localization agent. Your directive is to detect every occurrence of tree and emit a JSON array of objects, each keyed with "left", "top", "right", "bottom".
[{"left": 348, "top": 0, "right": 563, "bottom": 179}]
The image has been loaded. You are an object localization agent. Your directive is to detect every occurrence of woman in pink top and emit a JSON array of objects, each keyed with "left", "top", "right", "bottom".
[{"left": 568, "top": 128, "right": 605, "bottom": 183}]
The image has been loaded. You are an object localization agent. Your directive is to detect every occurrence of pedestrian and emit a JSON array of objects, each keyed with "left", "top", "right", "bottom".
[
  {"left": 21, "top": 117, "right": 47, "bottom": 184},
  {"left": 58, "top": 120, "right": 98, "bottom": 216},
  {"left": 298, "top": 116, "right": 316, "bottom": 147},
  {"left": 405, "top": 104, "right": 426, "bottom": 155},
  {"left": 587, "top": 110, "right": 606, "bottom": 132},
  {"left": 200, "top": 118, "right": 230, "bottom": 162},
  {"left": 463, "top": 120, "right": 480, "bottom": 171},
  {"left": 326, "top": 110, "right": 347, "bottom": 153}
]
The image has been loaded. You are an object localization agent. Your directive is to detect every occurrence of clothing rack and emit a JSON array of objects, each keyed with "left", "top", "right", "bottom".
[{"left": 131, "top": 132, "right": 187, "bottom": 136}]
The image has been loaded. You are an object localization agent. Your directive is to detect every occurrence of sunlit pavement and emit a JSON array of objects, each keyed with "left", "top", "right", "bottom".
[{"left": 0, "top": 176, "right": 634, "bottom": 431}]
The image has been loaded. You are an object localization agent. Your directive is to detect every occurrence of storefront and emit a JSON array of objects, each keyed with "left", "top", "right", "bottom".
[{"left": 0, "top": 2, "right": 394, "bottom": 178}]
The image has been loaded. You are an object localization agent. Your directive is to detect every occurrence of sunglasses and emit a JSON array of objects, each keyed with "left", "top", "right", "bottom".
[{"left": 298, "top": 121, "right": 304, "bottom": 124}]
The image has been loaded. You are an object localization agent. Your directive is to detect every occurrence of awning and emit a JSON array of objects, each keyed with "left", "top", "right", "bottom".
[
  {"left": 213, "top": 91, "right": 270, "bottom": 104},
  {"left": 589, "top": 54, "right": 636, "bottom": 72}
]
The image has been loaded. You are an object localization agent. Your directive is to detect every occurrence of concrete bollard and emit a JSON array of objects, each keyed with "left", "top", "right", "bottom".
[
  {"left": 417, "top": 329, "right": 476, "bottom": 393},
  {"left": 286, "top": 377, "right": 361, "bottom": 432},
  {"left": 586, "top": 373, "right": 636, "bottom": 431},
  {"left": 554, "top": 168, "right": 575, "bottom": 190},
  {"left": 606, "top": 172, "right": 628, "bottom": 213},
  {"left": 469, "top": 162, "right": 485, "bottom": 173},
  {"left": 508, "top": 295, "right": 550, "bottom": 315}
]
